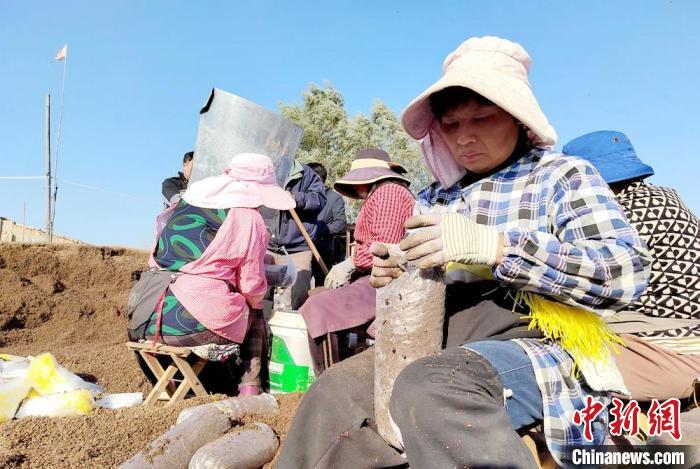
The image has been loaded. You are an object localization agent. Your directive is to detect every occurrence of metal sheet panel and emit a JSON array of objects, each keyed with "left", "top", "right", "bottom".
[{"left": 190, "top": 89, "right": 302, "bottom": 185}]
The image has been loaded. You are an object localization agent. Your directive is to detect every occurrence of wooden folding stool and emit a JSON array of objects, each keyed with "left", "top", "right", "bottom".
[{"left": 126, "top": 341, "right": 209, "bottom": 406}]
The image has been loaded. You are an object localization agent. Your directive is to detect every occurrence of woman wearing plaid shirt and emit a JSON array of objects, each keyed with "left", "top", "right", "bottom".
[{"left": 277, "top": 37, "right": 652, "bottom": 469}]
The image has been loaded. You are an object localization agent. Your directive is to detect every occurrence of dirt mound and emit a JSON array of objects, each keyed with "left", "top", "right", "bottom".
[
  {"left": 0, "top": 243, "right": 149, "bottom": 393},
  {"left": 0, "top": 396, "right": 220, "bottom": 468},
  {"left": 0, "top": 243, "right": 302, "bottom": 468},
  {"left": 0, "top": 392, "right": 303, "bottom": 468}
]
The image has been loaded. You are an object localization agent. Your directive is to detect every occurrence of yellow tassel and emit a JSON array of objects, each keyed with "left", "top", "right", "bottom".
[{"left": 516, "top": 292, "right": 624, "bottom": 373}]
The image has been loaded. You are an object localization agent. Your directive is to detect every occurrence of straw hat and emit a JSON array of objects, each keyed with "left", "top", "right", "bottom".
[
  {"left": 402, "top": 36, "right": 557, "bottom": 146},
  {"left": 563, "top": 131, "right": 654, "bottom": 184},
  {"left": 183, "top": 153, "right": 295, "bottom": 210},
  {"left": 333, "top": 148, "right": 410, "bottom": 199}
]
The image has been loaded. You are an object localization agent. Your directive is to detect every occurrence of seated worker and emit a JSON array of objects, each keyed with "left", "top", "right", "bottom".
[
  {"left": 300, "top": 149, "right": 414, "bottom": 375},
  {"left": 128, "top": 153, "right": 295, "bottom": 396},
  {"left": 162, "top": 150, "right": 193, "bottom": 208},
  {"left": 277, "top": 36, "right": 652, "bottom": 468},
  {"left": 564, "top": 130, "right": 700, "bottom": 402},
  {"left": 307, "top": 162, "right": 347, "bottom": 287},
  {"left": 261, "top": 160, "right": 326, "bottom": 311}
]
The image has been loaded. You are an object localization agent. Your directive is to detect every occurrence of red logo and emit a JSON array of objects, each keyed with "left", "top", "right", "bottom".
[
  {"left": 648, "top": 398, "right": 681, "bottom": 441},
  {"left": 574, "top": 397, "right": 682, "bottom": 441},
  {"left": 573, "top": 395, "right": 605, "bottom": 442},
  {"left": 609, "top": 397, "right": 641, "bottom": 437}
]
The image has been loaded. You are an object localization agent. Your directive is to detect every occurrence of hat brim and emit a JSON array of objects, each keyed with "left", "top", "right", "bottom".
[
  {"left": 603, "top": 164, "right": 655, "bottom": 185},
  {"left": 183, "top": 175, "right": 295, "bottom": 210},
  {"left": 334, "top": 169, "right": 410, "bottom": 199},
  {"left": 259, "top": 184, "right": 297, "bottom": 210},
  {"left": 561, "top": 131, "right": 654, "bottom": 185},
  {"left": 401, "top": 67, "right": 557, "bottom": 147}
]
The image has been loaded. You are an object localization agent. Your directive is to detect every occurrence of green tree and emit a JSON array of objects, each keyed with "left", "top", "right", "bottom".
[{"left": 279, "top": 83, "right": 430, "bottom": 221}]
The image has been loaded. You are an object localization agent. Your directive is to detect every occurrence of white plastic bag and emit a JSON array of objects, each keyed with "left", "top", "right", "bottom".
[
  {"left": 0, "top": 377, "right": 32, "bottom": 423},
  {"left": 96, "top": 392, "right": 143, "bottom": 409},
  {"left": 279, "top": 247, "right": 297, "bottom": 288},
  {"left": 264, "top": 248, "right": 297, "bottom": 289},
  {"left": 0, "top": 356, "right": 30, "bottom": 379},
  {"left": 374, "top": 247, "right": 446, "bottom": 449},
  {"left": 177, "top": 393, "right": 278, "bottom": 424},
  {"left": 121, "top": 406, "right": 231, "bottom": 469},
  {"left": 0, "top": 354, "right": 26, "bottom": 367},
  {"left": 15, "top": 389, "right": 94, "bottom": 418},
  {"left": 188, "top": 422, "right": 278, "bottom": 469}
]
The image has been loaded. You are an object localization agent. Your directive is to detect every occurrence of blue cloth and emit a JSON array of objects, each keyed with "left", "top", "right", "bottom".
[
  {"left": 562, "top": 130, "right": 654, "bottom": 184},
  {"left": 316, "top": 187, "right": 346, "bottom": 253},
  {"left": 262, "top": 162, "right": 327, "bottom": 253},
  {"left": 464, "top": 340, "right": 543, "bottom": 431}
]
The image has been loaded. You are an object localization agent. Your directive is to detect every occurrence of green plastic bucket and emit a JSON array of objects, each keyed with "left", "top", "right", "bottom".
[{"left": 268, "top": 311, "right": 316, "bottom": 393}]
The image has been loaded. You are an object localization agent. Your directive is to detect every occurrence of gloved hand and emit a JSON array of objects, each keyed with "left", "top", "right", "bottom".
[
  {"left": 399, "top": 213, "right": 502, "bottom": 269},
  {"left": 369, "top": 243, "right": 405, "bottom": 288},
  {"left": 324, "top": 258, "right": 355, "bottom": 289}
]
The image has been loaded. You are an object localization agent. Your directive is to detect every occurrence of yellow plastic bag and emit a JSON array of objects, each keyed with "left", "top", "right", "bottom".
[
  {"left": 15, "top": 389, "right": 94, "bottom": 418},
  {"left": 26, "top": 353, "right": 101, "bottom": 396}
]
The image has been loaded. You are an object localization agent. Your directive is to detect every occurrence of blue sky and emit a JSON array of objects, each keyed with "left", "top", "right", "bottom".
[{"left": 1, "top": 1, "right": 698, "bottom": 248}]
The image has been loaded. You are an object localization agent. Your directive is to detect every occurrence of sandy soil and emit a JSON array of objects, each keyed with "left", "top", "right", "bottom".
[{"left": 0, "top": 243, "right": 301, "bottom": 468}]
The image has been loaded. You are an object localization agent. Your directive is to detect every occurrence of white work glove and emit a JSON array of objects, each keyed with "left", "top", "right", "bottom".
[
  {"left": 399, "top": 213, "right": 502, "bottom": 269},
  {"left": 369, "top": 243, "right": 405, "bottom": 288},
  {"left": 324, "top": 258, "right": 355, "bottom": 289}
]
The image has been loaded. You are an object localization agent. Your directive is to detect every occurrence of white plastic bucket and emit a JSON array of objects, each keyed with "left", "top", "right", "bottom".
[{"left": 268, "top": 311, "right": 315, "bottom": 393}]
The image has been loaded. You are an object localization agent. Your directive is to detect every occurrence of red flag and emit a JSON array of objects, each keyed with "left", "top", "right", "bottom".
[{"left": 55, "top": 44, "right": 67, "bottom": 61}]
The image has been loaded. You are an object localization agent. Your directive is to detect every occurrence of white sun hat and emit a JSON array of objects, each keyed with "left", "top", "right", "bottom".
[{"left": 401, "top": 36, "right": 558, "bottom": 188}]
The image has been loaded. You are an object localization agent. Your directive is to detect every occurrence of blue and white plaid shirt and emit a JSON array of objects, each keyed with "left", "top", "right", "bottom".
[
  {"left": 416, "top": 148, "right": 651, "bottom": 314},
  {"left": 515, "top": 339, "right": 610, "bottom": 467},
  {"left": 416, "top": 148, "right": 652, "bottom": 467}
]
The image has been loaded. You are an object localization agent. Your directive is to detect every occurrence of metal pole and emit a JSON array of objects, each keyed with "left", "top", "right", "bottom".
[
  {"left": 45, "top": 94, "right": 52, "bottom": 242},
  {"left": 52, "top": 48, "right": 68, "bottom": 229},
  {"left": 346, "top": 225, "right": 352, "bottom": 259}
]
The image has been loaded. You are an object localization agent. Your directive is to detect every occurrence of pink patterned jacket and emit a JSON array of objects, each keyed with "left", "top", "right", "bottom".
[{"left": 148, "top": 204, "right": 269, "bottom": 343}]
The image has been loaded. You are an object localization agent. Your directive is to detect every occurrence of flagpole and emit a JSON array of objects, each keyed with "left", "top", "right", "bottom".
[
  {"left": 52, "top": 45, "right": 67, "bottom": 230},
  {"left": 45, "top": 94, "right": 53, "bottom": 243}
]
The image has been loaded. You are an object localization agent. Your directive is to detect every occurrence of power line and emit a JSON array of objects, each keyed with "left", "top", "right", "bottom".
[
  {"left": 58, "top": 178, "right": 151, "bottom": 202},
  {"left": 0, "top": 175, "right": 150, "bottom": 202}
]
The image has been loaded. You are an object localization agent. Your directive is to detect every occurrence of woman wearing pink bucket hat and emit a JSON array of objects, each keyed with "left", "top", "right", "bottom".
[
  {"left": 278, "top": 37, "right": 652, "bottom": 468},
  {"left": 127, "top": 153, "right": 294, "bottom": 397}
]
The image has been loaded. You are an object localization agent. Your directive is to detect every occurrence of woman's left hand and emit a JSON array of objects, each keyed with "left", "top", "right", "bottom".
[{"left": 324, "top": 258, "right": 356, "bottom": 289}]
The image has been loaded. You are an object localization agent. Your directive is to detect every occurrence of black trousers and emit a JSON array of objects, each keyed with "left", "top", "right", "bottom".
[
  {"left": 311, "top": 248, "right": 336, "bottom": 288},
  {"left": 275, "top": 282, "right": 541, "bottom": 469}
]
